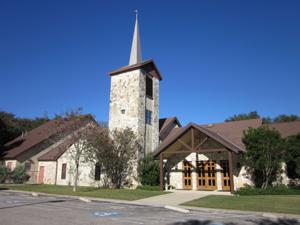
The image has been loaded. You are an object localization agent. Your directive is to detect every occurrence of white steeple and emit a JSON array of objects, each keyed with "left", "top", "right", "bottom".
[{"left": 129, "top": 10, "right": 142, "bottom": 65}]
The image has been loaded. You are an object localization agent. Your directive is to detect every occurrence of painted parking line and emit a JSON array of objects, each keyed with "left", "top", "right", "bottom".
[{"left": 93, "top": 211, "right": 122, "bottom": 217}]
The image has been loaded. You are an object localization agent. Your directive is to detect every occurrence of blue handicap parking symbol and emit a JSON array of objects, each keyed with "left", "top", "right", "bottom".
[{"left": 93, "top": 211, "right": 121, "bottom": 217}]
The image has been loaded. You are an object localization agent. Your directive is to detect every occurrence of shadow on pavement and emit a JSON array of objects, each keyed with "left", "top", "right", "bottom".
[{"left": 170, "top": 218, "right": 300, "bottom": 225}]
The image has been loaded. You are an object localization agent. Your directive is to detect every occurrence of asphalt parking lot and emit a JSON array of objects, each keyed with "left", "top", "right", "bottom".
[{"left": 0, "top": 191, "right": 298, "bottom": 225}]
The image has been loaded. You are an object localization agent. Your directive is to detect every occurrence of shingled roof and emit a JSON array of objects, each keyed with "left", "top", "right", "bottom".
[
  {"left": 2, "top": 115, "right": 93, "bottom": 160},
  {"left": 108, "top": 59, "right": 163, "bottom": 80},
  {"left": 153, "top": 119, "right": 300, "bottom": 158}
]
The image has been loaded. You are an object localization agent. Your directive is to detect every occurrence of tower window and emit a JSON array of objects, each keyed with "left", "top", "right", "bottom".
[
  {"left": 121, "top": 109, "right": 125, "bottom": 114},
  {"left": 145, "top": 110, "right": 152, "bottom": 125},
  {"left": 146, "top": 76, "right": 153, "bottom": 98}
]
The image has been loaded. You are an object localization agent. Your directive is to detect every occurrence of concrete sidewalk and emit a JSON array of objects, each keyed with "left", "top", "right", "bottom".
[{"left": 133, "top": 190, "right": 231, "bottom": 206}]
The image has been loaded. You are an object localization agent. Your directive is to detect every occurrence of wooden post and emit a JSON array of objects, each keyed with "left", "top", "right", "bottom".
[
  {"left": 191, "top": 128, "right": 195, "bottom": 150},
  {"left": 228, "top": 151, "right": 234, "bottom": 193},
  {"left": 160, "top": 153, "right": 164, "bottom": 191}
]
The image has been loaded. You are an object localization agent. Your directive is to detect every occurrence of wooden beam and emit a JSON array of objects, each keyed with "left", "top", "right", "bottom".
[
  {"left": 194, "top": 137, "right": 208, "bottom": 151},
  {"left": 160, "top": 153, "right": 164, "bottom": 191},
  {"left": 191, "top": 128, "right": 195, "bottom": 150},
  {"left": 178, "top": 139, "right": 193, "bottom": 151},
  {"left": 228, "top": 151, "right": 234, "bottom": 193}
]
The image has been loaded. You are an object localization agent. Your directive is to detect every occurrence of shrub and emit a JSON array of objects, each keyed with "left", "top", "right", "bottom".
[
  {"left": 234, "top": 185, "right": 300, "bottom": 195},
  {"left": 0, "top": 165, "right": 9, "bottom": 183},
  {"left": 136, "top": 185, "right": 160, "bottom": 191},
  {"left": 137, "top": 155, "right": 160, "bottom": 186},
  {"left": 11, "top": 165, "right": 30, "bottom": 184}
]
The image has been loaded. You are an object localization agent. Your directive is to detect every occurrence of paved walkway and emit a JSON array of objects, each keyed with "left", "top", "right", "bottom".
[{"left": 134, "top": 190, "right": 232, "bottom": 206}]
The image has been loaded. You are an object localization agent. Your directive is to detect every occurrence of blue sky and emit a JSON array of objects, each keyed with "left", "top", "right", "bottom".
[{"left": 1, "top": 0, "right": 299, "bottom": 125}]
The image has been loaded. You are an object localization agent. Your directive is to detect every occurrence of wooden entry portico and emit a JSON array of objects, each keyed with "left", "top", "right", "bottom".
[{"left": 154, "top": 123, "right": 245, "bottom": 193}]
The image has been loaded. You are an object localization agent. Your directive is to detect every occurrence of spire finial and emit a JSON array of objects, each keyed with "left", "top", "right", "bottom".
[{"left": 129, "top": 10, "right": 142, "bottom": 65}]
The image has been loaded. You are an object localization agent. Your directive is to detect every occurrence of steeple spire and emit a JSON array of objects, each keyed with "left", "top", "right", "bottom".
[{"left": 129, "top": 10, "right": 142, "bottom": 65}]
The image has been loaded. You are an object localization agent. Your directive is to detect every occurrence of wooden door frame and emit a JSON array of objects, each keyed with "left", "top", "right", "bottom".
[
  {"left": 38, "top": 166, "right": 45, "bottom": 184},
  {"left": 182, "top": 161, "right": 193, "bottom": 190},
  {"left": 196, "top": 160, "right": 217, "bottom": 191}
]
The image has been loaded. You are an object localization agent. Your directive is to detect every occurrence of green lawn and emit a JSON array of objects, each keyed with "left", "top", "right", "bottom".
[
  {"left": 0, "top": 184, "right": 168, "bottom": 201},
  {"left": 182, "top": 195, "right": 300, "bottom": 215}
]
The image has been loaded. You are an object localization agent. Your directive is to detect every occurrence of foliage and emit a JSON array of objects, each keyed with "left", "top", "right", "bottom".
[
  {"left": 0, "top": 111, "right": 49, "bottom": 152},
  {"left": 88, "top": 127, "right": 140, "bottom": 189},
  {"left": 0, "top": 165, "right": 9, "bottom": 183},
  {"left": 234, "top": 185, "right": 300, "bottom": 195},
  {"left": 225, "top": 111, "right": 260, "bottom": 122},
  {"left": 225, "top": 111, "right": 299, "bottom": 124},
  {"left": 0, "top": 165, "right": 29, "bottom": 184},
  {"left": 284, "top": 134, "right": 300, "bottom": 179},
  {"left": 136, "top": 185, "right": 161, "bottom": 191},
  {"left": 10, "top": 165, "right": 30, "bottom": 183},
  {"left": 273, "top": 114, "right": 300, "bottom": 123},
  {"left": 243, "top": 126, "right": 284, "bottom": 189},
  {"left": 137, "top": 154, "right": 160, "bottom": 186}
]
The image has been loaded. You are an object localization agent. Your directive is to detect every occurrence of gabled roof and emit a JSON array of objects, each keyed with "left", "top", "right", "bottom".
[
  {"left": 153, "top": 122, "right": 247, "bottom": 158},
  {"left": 2, "top": 115, "right": 93, "bottom": 160},
  {"left": 38, "top": 138, "right": 74, "bottom": 161},
  {"left": 159, "top": 117, "right": 181, "bottom": 133},
  {"left": 108, "top": 59, "right": 163, "bottom": 80},
  {"left": 154, "top": 118, "right": 300, "bottom": 158}
]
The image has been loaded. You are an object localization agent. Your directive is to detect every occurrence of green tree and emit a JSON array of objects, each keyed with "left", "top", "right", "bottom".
[
  {"left": 284, "top": 134, "right": 300, "bottom": 179},
  {"left": 88, "top": 128, "right": 141, "bottom": 188},
  {"left": 273, "top": 114, "right": 300, "bottom": 123},
  {"left": 225, "top": 111, "right": 260, "bottom": 122},
  {"left": 243, "top": 126, "right": 284, "bottom": 189},
  {"left": 138, "top": 154, "right": 160, "bottom": 186},
  {"left": 0, "top": 111, "right": 49, "bottom": 149}
]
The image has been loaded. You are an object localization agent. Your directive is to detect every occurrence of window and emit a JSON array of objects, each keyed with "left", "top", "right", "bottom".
[
  {"left": 121, "top": 109, "right": 125, "bottom": 114},
  {"left": 94, "top": 163, "right": 101, "bottom": 181},
  {"left": 145, "top": 110, "right": 152, "bottom": 125},
  {"left": 61, "top": 163, "right": 67, "bottom": 180},
  {"left": 146, "top": 76, "right": 153, "bottom": 98},
  {"left": 25, "top": 162, "right": 31, "bottom": 171}
]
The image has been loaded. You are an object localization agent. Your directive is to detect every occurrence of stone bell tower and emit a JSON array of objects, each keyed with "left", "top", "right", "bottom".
[{"left": 108, "top": 12, "right": 162, "bottom": 156}]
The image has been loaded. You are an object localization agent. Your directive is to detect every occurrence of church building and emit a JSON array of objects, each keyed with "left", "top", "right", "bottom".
[
  {"left": 2, "top": 14, "right": 300, "bottom": 192},
  {"left": 106, "top": 13, "right": 300, "bottom": 193}
]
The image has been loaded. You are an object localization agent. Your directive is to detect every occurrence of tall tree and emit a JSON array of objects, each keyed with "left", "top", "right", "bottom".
[
  {"left": 243, "top": 126, "right": 284, "bottom": 189},
  {"left": 88, "top": 128, "right": 141, "bottom": 188},
  {"left": 225, "top": 111, "right": 260, "bottom": 122}
]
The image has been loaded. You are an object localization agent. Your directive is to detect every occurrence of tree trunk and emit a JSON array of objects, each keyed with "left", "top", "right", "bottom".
[{"left": 73, "top": 163, "right": 79, "bottom": 192}]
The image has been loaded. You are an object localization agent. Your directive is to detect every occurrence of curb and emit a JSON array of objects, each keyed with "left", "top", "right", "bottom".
[
  {"left": 181, "top": 205, "right": 300, "bottom": 220},
  {"left": 3, "top": 189, "right": 300, "bottom": 220}
]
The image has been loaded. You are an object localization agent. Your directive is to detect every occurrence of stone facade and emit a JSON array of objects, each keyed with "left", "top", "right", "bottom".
[{"left": 108, "top": 68, "right": 159, "bottom": 156}]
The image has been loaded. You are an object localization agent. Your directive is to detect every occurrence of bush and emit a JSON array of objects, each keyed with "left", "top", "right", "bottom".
[
  {"left": 136, "top": 185, "right": 160, "bottom": 191},
  {"left": 234, "top": 185, "right": 300, "bottom": 195},
  {"left": 11, "top": 165, "right": 30, "bottom": 184},
  {"left": 137, "top": 155, "right": 160, "bottom": 186},
  {"left": 0, "top": 165, "right": 9, "bottom": 183}
]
